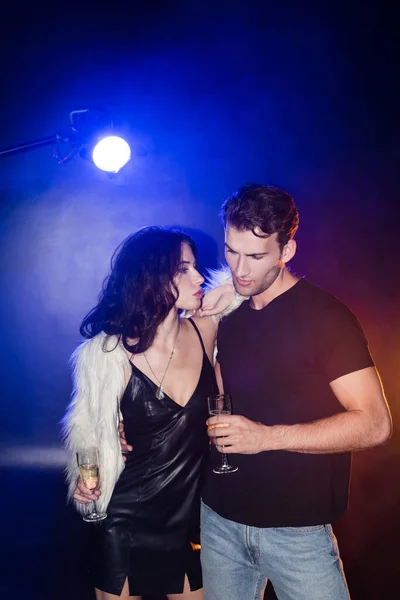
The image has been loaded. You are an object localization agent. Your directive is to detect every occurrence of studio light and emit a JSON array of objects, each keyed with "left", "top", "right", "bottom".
[
  {"left": 0, "top": 109, "right": 132, "bottom": 174},
  {"left": 92, "top": 136, "right": 131, "bottom": 173}
]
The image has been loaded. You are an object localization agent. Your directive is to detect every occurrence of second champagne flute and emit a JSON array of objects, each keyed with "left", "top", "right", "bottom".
[{"left": 207, "top": 394, "right": 238, "bottom": 474}]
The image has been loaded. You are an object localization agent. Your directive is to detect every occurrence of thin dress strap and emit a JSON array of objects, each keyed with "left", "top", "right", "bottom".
[{"left": 187, "top": 318, "right": 207, "bottom": 356}]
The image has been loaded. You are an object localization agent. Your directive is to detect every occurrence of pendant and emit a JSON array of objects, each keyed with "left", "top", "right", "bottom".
[{"left": 156, "top": 386, "right": 165, "bottom": 400}]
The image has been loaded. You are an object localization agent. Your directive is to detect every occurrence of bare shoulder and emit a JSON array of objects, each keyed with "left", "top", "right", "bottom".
[
  {"left": 190, "top": 316, "right": 218, "bottom": 361},
  {"left": 191, "top": 315, "right": 218, "bottom": 338}
]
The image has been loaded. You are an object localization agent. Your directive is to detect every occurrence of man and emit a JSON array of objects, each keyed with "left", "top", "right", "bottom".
[
  {"left": 200, "top": 183, "right": 392, "bottom": 600},
  {"left": 79, "top": 183, "right": 391, "bottom": 598}
]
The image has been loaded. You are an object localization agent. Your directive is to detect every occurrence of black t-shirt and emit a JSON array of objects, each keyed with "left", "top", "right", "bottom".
[{"left": 202, "top": 278, "right": 375, "bottom": 527}]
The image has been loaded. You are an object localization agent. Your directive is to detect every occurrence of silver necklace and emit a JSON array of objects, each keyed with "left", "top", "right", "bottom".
[{"left": 143, "top": 322, "right": 180, "bottom": 400}]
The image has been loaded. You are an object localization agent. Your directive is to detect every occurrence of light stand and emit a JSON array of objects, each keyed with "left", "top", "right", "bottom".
[{"left": 0, "top": 109, "right": 131, "bottom": 171}]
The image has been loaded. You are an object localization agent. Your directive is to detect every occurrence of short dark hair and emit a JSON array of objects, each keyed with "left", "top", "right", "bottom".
[
  {"left": 221, "top": 183, "right": 299, "bottom": 249},
  {"left": 80, "top": 226, "right": 196, "bottom": 354}
]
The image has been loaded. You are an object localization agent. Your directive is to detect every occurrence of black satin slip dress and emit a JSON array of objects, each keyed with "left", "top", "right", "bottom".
[{"left": 88, "top": 319, "right": 218, "bottom": 596}]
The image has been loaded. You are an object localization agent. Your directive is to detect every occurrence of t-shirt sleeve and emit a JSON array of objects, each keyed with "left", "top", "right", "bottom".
[{"left": 315, "top": 301, "right": 375, "bottom": 383}]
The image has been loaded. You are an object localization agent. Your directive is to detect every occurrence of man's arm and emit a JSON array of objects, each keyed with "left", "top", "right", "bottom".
[
  {"left": 215, "top": 360, "right": 224, "bottom": 394},
  {"left": 267, "top": 366, "right": 392, "bottom": 453},
  {"left": 208, "top": 366, "right": 392, "bottom": 454}
]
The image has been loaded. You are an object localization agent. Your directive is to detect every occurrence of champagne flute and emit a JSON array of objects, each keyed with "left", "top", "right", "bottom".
[
  {"left": 77, "top": 447, "right": 107, "bottom": 522},
  {"left": 207, "top": 394, "right": 238, "bottom": 474}
]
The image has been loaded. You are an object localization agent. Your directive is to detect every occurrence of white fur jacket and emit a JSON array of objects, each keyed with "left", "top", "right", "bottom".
[
  {"left": 61, "top": 266, "right": 247, "bottom": 515},
  {"left": 61, "top": 333, "right": 129, "bottom": 516}
]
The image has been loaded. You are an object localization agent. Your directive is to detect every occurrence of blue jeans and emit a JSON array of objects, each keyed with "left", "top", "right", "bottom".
[{"left": 200, "top": 502, "right": 350, "bottom": 600}]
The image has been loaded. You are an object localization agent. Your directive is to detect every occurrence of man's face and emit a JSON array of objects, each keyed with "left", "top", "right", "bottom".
[{"left": 225, "top": 226, "right": 285, "bottom": 297}]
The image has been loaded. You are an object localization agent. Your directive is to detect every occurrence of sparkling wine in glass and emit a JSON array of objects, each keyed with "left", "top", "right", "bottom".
[
  {"left": 207, "top": 394, "right": 238, "bottom": 474},
  {"left": 77, "top": 447, "right": 107, "bottom": 522}
]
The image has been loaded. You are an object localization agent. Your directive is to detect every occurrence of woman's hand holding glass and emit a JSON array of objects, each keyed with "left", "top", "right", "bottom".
[
  {"left": 74, "top": 423, "right": 132, "bottom": 502},
  {"left": 76, "top": 447, "right": 107, "bottom": 522},
  {"left": 73, "top": 476, "right": 101, "bottom": 504}
]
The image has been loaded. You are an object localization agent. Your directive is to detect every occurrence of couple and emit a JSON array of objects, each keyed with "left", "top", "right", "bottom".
[{"left": 62, "top": 183, "right": 391, "bottom": 600}]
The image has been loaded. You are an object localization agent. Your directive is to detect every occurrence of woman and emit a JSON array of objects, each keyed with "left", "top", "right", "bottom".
[{"left": 62, "top": 226, "right": 234, "bottom": 600}]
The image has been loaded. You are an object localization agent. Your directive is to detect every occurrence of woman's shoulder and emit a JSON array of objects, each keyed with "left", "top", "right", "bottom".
[
  {"left": 190, "top": 315, "right": 217, "bottom": 337},
  {"left": 189, "top": 316, "right": 218, "bottom": 359}
]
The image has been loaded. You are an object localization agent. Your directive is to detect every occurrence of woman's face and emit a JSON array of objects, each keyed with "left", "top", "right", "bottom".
[{"left": 174, "top": 243, "right": 204, "bottom": 311}]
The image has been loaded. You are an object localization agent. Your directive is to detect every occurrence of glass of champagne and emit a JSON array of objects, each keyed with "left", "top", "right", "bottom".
[
  {"left": 77, "top": 447, "right": 107, "bottom": 522},
  {"left": 207, "top": 394, "right": 238, "bottom": 474}
]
